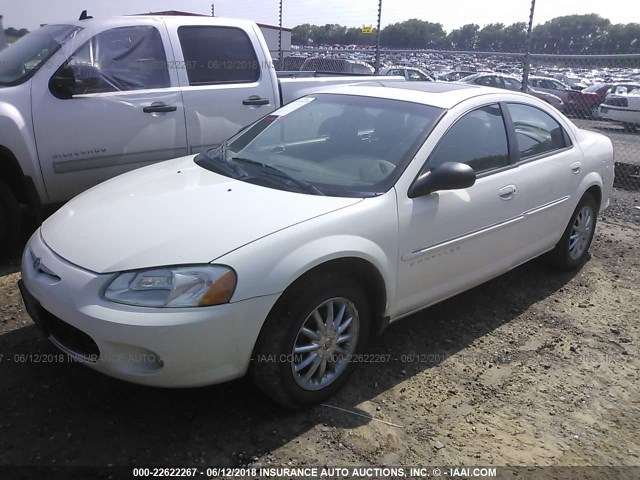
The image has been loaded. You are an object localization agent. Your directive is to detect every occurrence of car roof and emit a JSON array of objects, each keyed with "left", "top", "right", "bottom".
[
  {"left": 468, "top": 72, "right": 520, "bottom": 80},
  {"left": 49, "top": 15, "right": 258, "bottom": 30},
  {"left": 315, "top": 81, "right": 528, "bottom": 109}
]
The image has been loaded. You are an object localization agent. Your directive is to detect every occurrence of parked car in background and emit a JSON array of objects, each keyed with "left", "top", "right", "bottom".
[
  {"left": 459, "top": 73, "right": 565, "bottom": 110},
  {"left": 20, "top": 82, "right": 613, "bottom": 408},
  {"left": 300, "top": 57, "right": 374, "bottom": 74},
  {"left": 600, "top": 86, "right": 640, "bottom": 131},
  {"left": 608, "top": 83, "right": 640, "bottom": 96},
  {"left": 572, "top": 83, "right": 612, "bottom": 119},
  {"left": 527, "top": 76, "right": 581, "bottom": 111},
  {"left": 379, "top": 66, "right": 434, "bottom": 81},
  {"left": 438, "top": 70, "right": 476, "bottom": 82}
]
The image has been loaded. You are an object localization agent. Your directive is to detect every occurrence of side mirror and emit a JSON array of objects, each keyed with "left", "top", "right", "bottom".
[
  {"left": 49, "top": 63, "right": 103, "bottom": 99},
  {"left": 49, "top": 64, "right": 77, "bottom": 99},
  {"left": 408, "top": 161, "right": 476, "bottom": 198}
]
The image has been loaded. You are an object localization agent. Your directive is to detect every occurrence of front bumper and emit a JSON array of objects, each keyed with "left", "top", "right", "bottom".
[{"left": 19, "top": 229, "right": 280, "bottom": 387}]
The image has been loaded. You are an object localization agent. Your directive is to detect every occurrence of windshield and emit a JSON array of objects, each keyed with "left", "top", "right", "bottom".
[
  {"left": 0, "top": 24, "right": 81, "bottom": 86},
  {"left": 196, "top": 93, "right": 444, "bottom": 197},
  {"left": 582, "top": 83, "right": 606, "bottom": 93}
]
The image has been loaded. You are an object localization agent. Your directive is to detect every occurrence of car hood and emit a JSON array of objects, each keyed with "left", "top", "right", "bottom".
[{"left": 41, "top": 155, "right": 362, "bottom": 273}]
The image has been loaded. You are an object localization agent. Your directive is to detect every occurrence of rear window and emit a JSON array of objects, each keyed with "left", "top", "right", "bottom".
[{"left": 177, "top": 26, "right": 260, "bottom": 85}]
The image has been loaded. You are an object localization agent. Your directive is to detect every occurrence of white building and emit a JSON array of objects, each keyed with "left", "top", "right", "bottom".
[{"left": 257, "top": 23, "right": 292, "bottom": 60}]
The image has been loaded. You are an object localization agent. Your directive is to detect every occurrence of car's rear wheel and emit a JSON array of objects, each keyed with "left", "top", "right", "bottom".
[
  {"left": 590, "top": 105, "right": 600, "bottom": 120},
  {"left": 250, "top": 273, "right": 370, "bottom": 408},
  {"left": 0, "top": 179, "right": 20, "bottom": 259},
  {"left": 548, "top": 193, "right": 598, "bottom": 270}
]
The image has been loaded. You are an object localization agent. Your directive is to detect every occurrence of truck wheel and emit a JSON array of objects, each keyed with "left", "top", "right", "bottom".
[
  {"left": 250, "top": 272, "right": 371, "bottom": 408},
  {"left": 0, "top": 180, "right": 21, "bottom": 258},
  {"left": 548, "top": 193, "right": 598, "bottom": 270}
]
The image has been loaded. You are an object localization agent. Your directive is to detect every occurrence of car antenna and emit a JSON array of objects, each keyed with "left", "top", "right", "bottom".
[{"left": 79, "top": 10, "right": 93, "bottom": 20}]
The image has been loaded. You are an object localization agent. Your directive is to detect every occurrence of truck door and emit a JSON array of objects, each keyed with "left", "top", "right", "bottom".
[
  {"left": 167, "top": 19, "right": 279, "bottom": 154},
  {"left": 31, "top": 20, "right": 188, "bottom": 203}
]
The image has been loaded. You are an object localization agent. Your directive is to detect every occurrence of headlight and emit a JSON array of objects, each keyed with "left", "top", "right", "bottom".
[{"left": 104, "top": 265, "right": 237, "bottom": 308}]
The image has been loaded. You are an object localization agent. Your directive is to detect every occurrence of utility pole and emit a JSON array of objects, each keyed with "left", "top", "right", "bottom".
[
  {"left": 277, "top": 0, "right": 283, "bottom": 69},
  {"left": 375, "top": 0, "right": 382, "bottom": 74},
  {"left": 521, "top": 0, "right": 536, "bottom": 91}
]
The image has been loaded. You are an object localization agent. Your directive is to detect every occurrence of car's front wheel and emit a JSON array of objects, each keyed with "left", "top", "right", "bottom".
[
  {"left": 250, "top": 273, "right": 371, "bottom": 408},
  {"left": 548, "top": 193, "right": 598, "bottom": 270}
]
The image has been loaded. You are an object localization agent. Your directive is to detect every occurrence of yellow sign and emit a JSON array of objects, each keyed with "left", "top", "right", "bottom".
[{"left": 361, "top": 25, "right": 373, "bottom": 34}]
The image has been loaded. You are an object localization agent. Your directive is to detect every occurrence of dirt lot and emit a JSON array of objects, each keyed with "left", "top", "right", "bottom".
[{"left": 0, "top": 189, "right": 638, "bottom": 479}]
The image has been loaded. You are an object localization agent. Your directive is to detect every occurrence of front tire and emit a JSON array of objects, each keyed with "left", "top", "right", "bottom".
[
  {"left": 0, "top": 179, "right": 20, "bottom": 259},
  {"left": 250, "top": 273, "right": 371, "bottom": 408},
  {"left": 548, "top": 193, "right": 598, "bottom": 270}
]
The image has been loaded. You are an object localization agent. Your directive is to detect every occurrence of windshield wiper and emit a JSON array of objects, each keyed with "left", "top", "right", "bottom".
[
  {"left": 230, "top": 157, "right": 325, "bottom": 196},
  {"left": 197, "top": 144, "right": 248, "bottom": 179}
]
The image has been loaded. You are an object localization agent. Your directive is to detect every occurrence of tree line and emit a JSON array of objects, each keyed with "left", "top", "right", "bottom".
[
  {"left": 3, "top": 27, "right": 30, "bottom": 41},
  {"left": 292, "top": 14, "right": 640, "bottom": 54}
]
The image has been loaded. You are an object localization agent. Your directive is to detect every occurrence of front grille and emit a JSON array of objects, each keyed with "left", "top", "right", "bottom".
[
  {"left": 605, "top": 97, "right": 628, "bottom": 107},
  {"left": 41, "top": 308, "right": 100, "bottom": 361}
]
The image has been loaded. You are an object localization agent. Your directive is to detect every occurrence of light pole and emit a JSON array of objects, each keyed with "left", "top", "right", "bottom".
[
  {"left": 279, "top": 0, "right": 283, "bottom": 68},
  {"left": 375, "top": 0, "right": 382, "bottom": 73},
  {"left": 522, "top": 0, "right": 536, "bottom": 91}
]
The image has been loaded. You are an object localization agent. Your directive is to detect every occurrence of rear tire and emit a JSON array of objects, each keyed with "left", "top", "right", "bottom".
[
  {"left": 250, "top": 272, "right": 371, "bottom": 408},
  {"left": 0, "top": 179, "right": 20, "bottom": 259},
  {"left": 548, "top": 193, "right": 598, "bottom": 270}
]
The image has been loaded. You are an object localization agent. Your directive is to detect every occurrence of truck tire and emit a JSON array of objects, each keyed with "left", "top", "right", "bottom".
[{"left": 0, "top": 179, "right": 20, "bottom": 258}]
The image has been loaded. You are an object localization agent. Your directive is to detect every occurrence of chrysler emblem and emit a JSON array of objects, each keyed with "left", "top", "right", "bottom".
[{"left": 33, "top": 256, "right": 42, "bottom": 270}]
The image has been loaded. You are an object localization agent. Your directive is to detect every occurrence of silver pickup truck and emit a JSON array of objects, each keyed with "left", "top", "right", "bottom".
[{"left": 0, "top": 14, "right": 402, "bottom": 253}]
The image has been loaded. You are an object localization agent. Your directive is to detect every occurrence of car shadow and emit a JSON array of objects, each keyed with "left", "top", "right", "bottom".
[
  {"left": 0, "top": 255, "right": 581, "bottom": 468},
  {"left": 593, "top": 124, "right": 639, "bottom": 135}
]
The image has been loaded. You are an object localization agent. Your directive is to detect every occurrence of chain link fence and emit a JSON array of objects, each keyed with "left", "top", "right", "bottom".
[{"left": 278, "top": 48, "right": 640, "bottom": 218}]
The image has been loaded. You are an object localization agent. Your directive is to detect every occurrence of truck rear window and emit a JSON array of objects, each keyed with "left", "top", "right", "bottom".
[{"left": 177, "top": 26, "right": 260, "bottom": 85}]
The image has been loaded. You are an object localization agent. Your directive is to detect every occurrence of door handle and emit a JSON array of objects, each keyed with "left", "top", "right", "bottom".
[
  {"left": 143, "top": 103, "right": 177, "bottom": 113},
  {"left": 571, "top": 161, "right": 581, "bottom": 174},
  {"left": 499, "top": 185, "right": 517, "bottom": 200},
  {"left": 242, "top": 96, "right": 270, "bottom": 106}
]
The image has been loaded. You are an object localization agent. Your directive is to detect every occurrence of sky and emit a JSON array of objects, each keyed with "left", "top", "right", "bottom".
[{"left": 1, "top": 0, "right": 638, "bottom": 32}]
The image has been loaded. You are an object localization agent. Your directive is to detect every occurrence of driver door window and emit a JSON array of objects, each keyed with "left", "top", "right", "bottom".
[{"left": 59, "top": 26, "right": 170, "bottom": 95}]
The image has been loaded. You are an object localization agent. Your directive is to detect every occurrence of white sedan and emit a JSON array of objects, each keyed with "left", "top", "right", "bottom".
[
  {"left": 19, "top": 82, "right": 614, "bottom": 408},
  {"left": 599, "top": 87, "right": 640, "bottom": 131}
]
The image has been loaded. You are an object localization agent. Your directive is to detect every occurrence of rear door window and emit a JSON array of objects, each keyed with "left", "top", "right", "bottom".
[
  {"left": 507, "top": 103, "right": 569, "bottom": 160},
  {"left": 178, "top": 26, "right": 260, "bottom": 85},
  {"left": 502, "top": 77, "right": 522, "bottom": 90}
]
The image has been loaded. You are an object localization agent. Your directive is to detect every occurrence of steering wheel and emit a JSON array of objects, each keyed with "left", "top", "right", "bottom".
[
  {"left": 359, "top": 159, "right": 396, "bottom": 182},
  {"left": 324, "top": 155, "right": 396, "bottom": 183}
]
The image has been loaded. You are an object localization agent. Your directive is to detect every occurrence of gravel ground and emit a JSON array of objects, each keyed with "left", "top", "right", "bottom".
[{"left": 0, "top": 189, "right": 638, "bottom": 479}]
